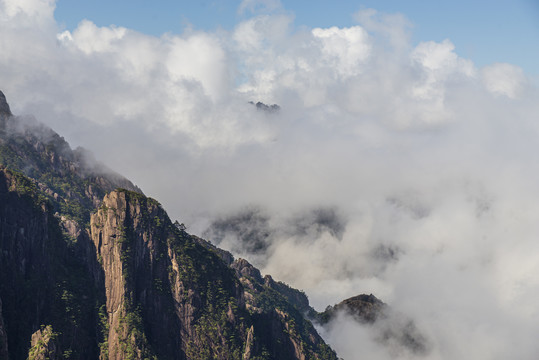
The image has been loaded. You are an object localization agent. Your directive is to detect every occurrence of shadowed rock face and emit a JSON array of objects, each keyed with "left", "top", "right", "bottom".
[
  {"left": 0, "top": 297, "right": 8, "bottom": 360},
  {"left": 0, "top": 91, "right": 11, "bottom": 116},
  {"left": 0, "top": 166, "right": 100, "bottom": 359}
]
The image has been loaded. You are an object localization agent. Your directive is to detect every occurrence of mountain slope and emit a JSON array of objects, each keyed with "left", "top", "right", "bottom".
[
  {"left": 0, "top": 91, "right": 338, "bottom": 360},
  {"left": 0, "top": 91, "right": 140, "bottom": 225}
]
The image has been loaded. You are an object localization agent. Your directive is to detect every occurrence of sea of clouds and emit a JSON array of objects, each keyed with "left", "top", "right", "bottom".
[{"left": 2, "top": 0, "right": 539, "bottom": 358}]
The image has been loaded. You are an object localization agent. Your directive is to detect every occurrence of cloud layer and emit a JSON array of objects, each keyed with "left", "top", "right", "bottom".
[{"left": 2, "top": 0, "right": 539, "bottom": 358}]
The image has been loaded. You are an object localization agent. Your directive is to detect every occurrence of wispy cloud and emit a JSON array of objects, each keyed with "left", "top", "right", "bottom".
[{"left": 238, "top": 0, "right": 283, "bottom": 15}]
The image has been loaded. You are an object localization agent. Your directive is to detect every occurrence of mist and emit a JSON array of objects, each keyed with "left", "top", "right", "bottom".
[{"left": 2, "top": 0, "right": 539, "bottom": 358}]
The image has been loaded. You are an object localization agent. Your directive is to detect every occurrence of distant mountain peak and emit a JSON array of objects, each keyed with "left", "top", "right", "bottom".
[
  {"left": 249, "top": 101, "right": 280, "bottom": 113},
  {"left": 0, "top": 90, "right": 12, "bottom": 116}
]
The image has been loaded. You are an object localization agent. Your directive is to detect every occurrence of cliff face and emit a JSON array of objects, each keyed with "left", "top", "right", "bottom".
[
  {"left": 89, "top": 189, "right": 337, "bottom": 360},
  {"left": 230, "top": 260, "right": 335, "bottom": 360},
  {"left": 91, "top": 190, "right": 181, "bottom": 359},
  {"left": 0, "top": 167, "right": 54, "bottom": 358},
  {"left": 0, "top": 91, "right": 339, "bottom": 360},
  {"left": 0, "top": 297, "right": 8, "bottom": 359},
  {"left": 0, "top": 166, "right": 100, "bottom": 359},
  {"left": 0, "top": 91, "right": 11, "bottom": 117}
]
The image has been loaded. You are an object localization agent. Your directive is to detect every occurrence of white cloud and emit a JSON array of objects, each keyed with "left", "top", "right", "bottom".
[
  {"left": 165, "top": 33, "right": 229, "bottom": 101},
  {"left": 0, "top": 0, "right": 55, "bottom": 24},
  {"left": 63, "top": 20, "right": 128, "bottom": 54},
  {"left": 411, "top": 39, "right": 475, "bottom": 76},
  {"left": 312, "top": 26, "right": 371, "bottom": 76},
  {"left": 1, "top": 1, "right": 539, "bottom": 358},
  {"left": 404, "top": 39, "right": 476, "bottom": 125},
  {"left": 482, "top": 62, "right": 526, "bottom": 98},
  {"left": 316, "top": 312, "right": 393, "bottom": 360},
  {"left": 354, "top": 8, "right": 412, "bottom": 52}
]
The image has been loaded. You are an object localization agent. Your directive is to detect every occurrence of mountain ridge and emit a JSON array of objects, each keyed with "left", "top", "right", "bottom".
[
  {"left": 0, "top": 90, "right": 426, "bottom": 359},
  {"left": 0, "top": 91, "right": 340, "bottom": 359}
]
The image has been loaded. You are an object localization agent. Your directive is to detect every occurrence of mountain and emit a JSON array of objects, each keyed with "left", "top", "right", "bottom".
[
  {"left": 0, "top": 90, "right": 338, "bottom": 360},
  {"left": 317, "top": 294, "right": 386, "bottom": 325},
  {"left": 248, "top": 102, "right": 280, "bottom": 113},
  {"left": 318, "top": 294, "right": 430, "bottom": 357}
]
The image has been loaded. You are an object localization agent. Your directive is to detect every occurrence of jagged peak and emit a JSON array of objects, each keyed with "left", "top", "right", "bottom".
[
  {"left": 0, "top": 90, "right": 12, "bottom": 116},
  {"left": 249, "top": 101, "right": 280, "bottom": 113}
]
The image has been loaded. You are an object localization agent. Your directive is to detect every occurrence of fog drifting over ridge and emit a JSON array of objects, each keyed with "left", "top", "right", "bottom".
[{"left": 2, "top": 0, "right": 539, "bottom": 358}]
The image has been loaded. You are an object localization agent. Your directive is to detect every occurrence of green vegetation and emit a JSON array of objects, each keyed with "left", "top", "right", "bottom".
[
  {"left": 0, "top": 124, "right": 142, "bottom": 227},
  {"left": 185, "top": 289, "right": 245, "bottom": 360},
  {"left": 245, "top": 283, "right": 338, "bottom": 360},
  {"left": 98, "top": 304, "right": 110, "bottom": 359},
  {"left": 116, "top": 188, "right": 161, "bottom": 207},
  {"left": 7, "top": 168, "right": 49, "bottom": 208},
  {"left": 115, "top": 299, "right": 156, "bottom": 360},
  {"left": 166, "top": 219, "right": 251, "bottom": 359},
  {"left": 27, "top": 325, "right": 59, "bottom": 360}
]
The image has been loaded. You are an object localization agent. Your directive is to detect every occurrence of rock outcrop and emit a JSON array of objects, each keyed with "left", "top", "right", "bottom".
[
  {"left": 249, "top": 101, "right": 280, "bottom": 113},
  {"left": 0, "top": 90, "right": 11, "bottom": 117},
  {"left": 319, "top": 294, "right": 386, "bottom": 324},
  {"left": 28, "top": 325, "right": 60, "bottom": 360},
  {"left": 318, "top": 294, "right": 430, "bottom": 356},
  {"left": 91, "top": 190, "right": 180, "bottom": 359}
]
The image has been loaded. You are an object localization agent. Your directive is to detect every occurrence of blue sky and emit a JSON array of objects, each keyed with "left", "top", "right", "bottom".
[{"left": 54, "top": 0, "right": 539, "bottom": 76}]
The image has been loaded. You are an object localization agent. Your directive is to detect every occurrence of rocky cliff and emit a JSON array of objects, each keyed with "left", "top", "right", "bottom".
[
  {"left": 88, "top": 188, "right": 337, "bottom": 359},
  {"left": 0, "top": 91, "right": 11, "bottom": 117},
  {"left": 0, "top": 91, "right": 338, "bottom": 359},
  {"left": 0, "top": 297, "right": 8, "bottom": 359},
  {"left": 0, "top": 166, "right": 100, "bottom": 359}
]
